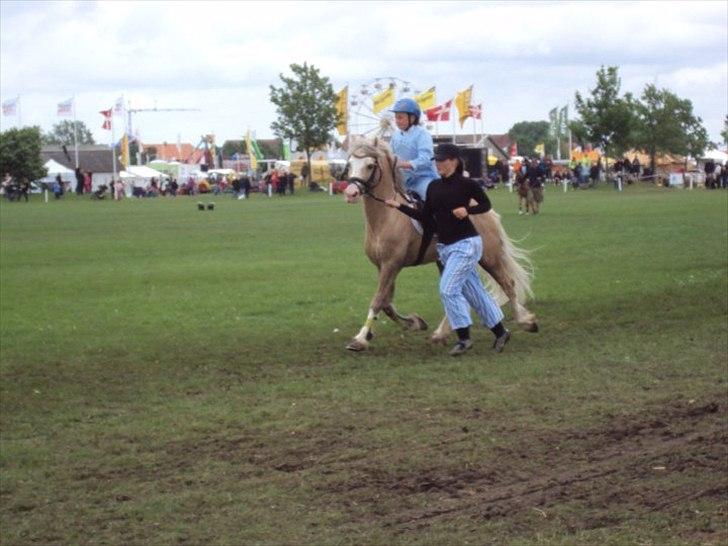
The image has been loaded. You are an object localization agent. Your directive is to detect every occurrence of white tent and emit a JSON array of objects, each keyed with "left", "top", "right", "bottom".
[
  {"left": 701, "top": 149, "right": 728, "bottom": 164},
  {"left": 36, "top": 159, "right": 73, "bottom": 183},
  {"left": 124, "top": 165, "right": 170, "bottom": 179},
  {"left": 44, "top": 159, "right": 73, "bottom": 176}
]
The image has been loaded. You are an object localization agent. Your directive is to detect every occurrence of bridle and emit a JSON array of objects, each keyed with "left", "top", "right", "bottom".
[{"left": 347, "top": 149, "right": 401, "bottom": 204}]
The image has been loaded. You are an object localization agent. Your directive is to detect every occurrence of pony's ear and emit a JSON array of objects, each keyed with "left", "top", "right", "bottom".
[{"left": 372, "top": 136, "right": 378, "bottom": 147}]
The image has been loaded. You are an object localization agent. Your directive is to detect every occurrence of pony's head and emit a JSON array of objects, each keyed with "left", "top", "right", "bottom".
[{"left": 344, "top": 136, "right": 403, "bottom": 203}]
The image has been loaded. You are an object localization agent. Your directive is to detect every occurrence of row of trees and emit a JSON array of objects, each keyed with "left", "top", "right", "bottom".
[
  {"left": 509, "top": 66, "right": 718, "bottom": 170},
  {"left": 2, "top": 64, "right": 723, "bottom": 184}
]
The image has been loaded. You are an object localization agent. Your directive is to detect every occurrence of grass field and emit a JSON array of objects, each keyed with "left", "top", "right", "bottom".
[{"left": 1, "top": 184, "right": 727, "bottom": 545}]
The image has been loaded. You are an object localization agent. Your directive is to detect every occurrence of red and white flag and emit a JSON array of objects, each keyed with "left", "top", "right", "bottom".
[
  {"left": 509, "top": 142, "right": 518, "bottom": 158},
  {"left": 468, "top": 104, "right": 482, "bottom": 120},
  {"left": 2, "top": 98, "right": 18, "bottom": 116},
  {"left": 425, "top": 99, "right": 452, "bottom": 122},
  {"left": 100, "top": 108, "right": 112, "bottom": 130},
  {"left": 57, "top": 98, "right": 73, "bottom": 116}
]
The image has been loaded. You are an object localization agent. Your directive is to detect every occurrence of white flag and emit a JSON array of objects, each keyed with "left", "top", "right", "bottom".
[{"left": 114, "top": 96, "right": 124, "bottom": 115}]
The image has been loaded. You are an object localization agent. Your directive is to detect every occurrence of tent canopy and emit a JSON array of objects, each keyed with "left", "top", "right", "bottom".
[
  {"left": 35, "top": 159, "right": 74, "bottom": 183},
  {"left": 701, "top": 149, "right": 728, "bottom": 164},
  {"left": 44, "top": 159, "right": 73, "bottom": 176},
  {"left": 124, "top": 166, "right": 170, "bottom": 179}
]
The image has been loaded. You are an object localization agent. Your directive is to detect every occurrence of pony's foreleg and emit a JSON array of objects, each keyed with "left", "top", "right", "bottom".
[
  {"left": 346, "top": 308, "right": 379, "bottom": 352},
  {"left": 346, "top": 265, "right": 400, "bottom": 351}
]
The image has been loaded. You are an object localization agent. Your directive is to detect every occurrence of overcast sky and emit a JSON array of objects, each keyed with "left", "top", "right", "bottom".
[{"left": 1, "top": 0, "right": 726, "bottom": 148}]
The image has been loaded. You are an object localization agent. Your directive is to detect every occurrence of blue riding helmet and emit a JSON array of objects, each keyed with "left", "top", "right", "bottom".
[{"left": 390, "top": 98, "right": 421, "bottom": 118}]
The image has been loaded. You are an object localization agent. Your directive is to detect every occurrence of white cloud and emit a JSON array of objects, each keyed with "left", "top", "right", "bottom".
[{"left": 1, "top": 0, "right": 726, "bottom": 145}]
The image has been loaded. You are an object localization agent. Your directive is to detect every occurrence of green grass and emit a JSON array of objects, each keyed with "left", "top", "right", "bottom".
[{"left": 1, "top": 185, "right": 727, "bottom": 545}]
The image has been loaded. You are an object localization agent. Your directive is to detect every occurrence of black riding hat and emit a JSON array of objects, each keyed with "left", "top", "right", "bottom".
[{"left": 433, "top": 143, "right": 461, "bottom": 161}]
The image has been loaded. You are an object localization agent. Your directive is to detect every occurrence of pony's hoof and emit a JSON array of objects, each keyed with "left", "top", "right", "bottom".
[
  {"left": 430, "top": 334, "right": 448, "bottom": 345},
  {"left": 524, "top": 322, "right": 539, "bottom": 333},
  {"left": 346, "top": 339, "right": 368, "bottom": 352},
  {"left": 406, "top": 314, "right": 428, "bottom": 331}
]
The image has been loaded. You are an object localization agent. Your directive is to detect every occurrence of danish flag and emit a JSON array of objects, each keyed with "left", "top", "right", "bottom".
[
  {"left": 425, "top": 99, "right": 452, "bottom": 122},
  {"left": 100, "top": 108, "right": 112, "bottom": 130}
]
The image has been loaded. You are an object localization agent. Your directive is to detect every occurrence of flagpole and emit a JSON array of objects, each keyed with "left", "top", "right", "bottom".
[
  {"left": 72, "top": 95, "right": 79, "bottom": 168},
  {"left": 111, "top": 114, "right": 117, "bottom": 180}
]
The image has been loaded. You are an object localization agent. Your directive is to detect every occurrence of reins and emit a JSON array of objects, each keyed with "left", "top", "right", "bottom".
[{"left": 348, "top": 149, "right": 404, "bottom": 204}]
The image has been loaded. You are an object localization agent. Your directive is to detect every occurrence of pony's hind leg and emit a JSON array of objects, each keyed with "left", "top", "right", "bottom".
[
  {"left": 481, "top": 259, "right": 538, "bottom": 333},
  {"left": 430, "top": 315, "right": 451, "bottom": 344},
  {"left": 382, "top": 304, "right": 428, "bottom": 331}
]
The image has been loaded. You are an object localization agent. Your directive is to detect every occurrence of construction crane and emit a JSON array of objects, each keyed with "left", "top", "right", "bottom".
[
  {"left": 122, "top": 103, "right": 200, "bottom": 167},
  {"left": 126, "top": 105, "right": 201, "bottom": 141}
]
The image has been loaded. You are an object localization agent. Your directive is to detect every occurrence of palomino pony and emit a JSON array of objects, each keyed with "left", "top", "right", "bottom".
[{"left": 343, "top": 136, "right": 538, "bottom": 352}]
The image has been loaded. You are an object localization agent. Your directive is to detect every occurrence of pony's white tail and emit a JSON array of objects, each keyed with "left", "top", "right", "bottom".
[{"left": 484, "top": 211, "right": 534, "bottom": 306}]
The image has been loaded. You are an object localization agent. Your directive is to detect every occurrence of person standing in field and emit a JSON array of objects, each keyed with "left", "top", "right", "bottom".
[{"left": 384, "top": 143, "right": 511, "bottom": 356}]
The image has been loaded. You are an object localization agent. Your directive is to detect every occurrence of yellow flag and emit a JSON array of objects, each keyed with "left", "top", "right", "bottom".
[
  {"left": 120, "top": 133, "right": 129, "bottom": 168},
  {"left": 245, "top": 129, "right": 257, "bottom": 170},
  {"left": 455, "top": 85, "right": 473, "bottom": 127},
  {"left": 414, "top": 87, "right": 436, "bottom": 110},
  {"left": 372, "top": 85, "right": 395, "bottom": 114},
  {"left": 335, "top": 86, "right": 348, "bottom": 136},
  {"left": 534, "top": 143, "right": 545, "bottom": 157}
]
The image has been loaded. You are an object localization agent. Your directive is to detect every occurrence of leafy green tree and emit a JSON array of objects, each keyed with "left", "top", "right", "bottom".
[
  {"left": 634, "top": 84, "right": 709, "bottom": 170},
  {"left": 574, "top": 66, "right": 636, "bottom": 168},
  {"left": 222, "top": 140, "right": 246, "bottom": 160},
  {"left": 269, "top": 62, "right": 337, "bottom": 184},
  {"left": 721, "top": 115, "right": 728, "bottom": 147},
  {"left": 42, "top": 120, "right": 95, "bottom": 146},
  {"left": 0, "top": 126, "right": 47, "bottom": 182},
  {"left": 507, "top": 121, "right": 550, "bottom": 159}
]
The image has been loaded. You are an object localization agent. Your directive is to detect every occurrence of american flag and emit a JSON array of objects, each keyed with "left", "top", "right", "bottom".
[
  {"left": 2, "top": 98, "right": 17, "bottom": 116},
  {"left": 57, "top": 98, "right": 73, "bottom": 116},
  {"left": 425, "top": 99, "right": 452, "bottom": 122}
]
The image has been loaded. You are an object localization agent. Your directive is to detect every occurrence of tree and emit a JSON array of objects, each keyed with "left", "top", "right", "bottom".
[
  {"left": 269, "top": 62, "right": 337, "bottom": 185},
  {"left": 507, "top": 121, "right": 550, "bottom": 159},
  {"left": 222, "top": 140, "right": 246, "bottom": 160},
  {"left": 574, "top": 66, "right": 636, "bottom": 169},
  {"left": 42, "top": 120, "right": 95, "bottom": 146},
  {"left": 721, "top": 115, "right": 728, "bottom": 147},
  {"left": 634, "top": 84, "right": 709, "bottom": 170},
  {"left": 0, "top": 126, "right": 47, "bottom": 182}
]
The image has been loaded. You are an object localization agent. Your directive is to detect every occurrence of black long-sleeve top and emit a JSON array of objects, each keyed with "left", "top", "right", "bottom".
[{"left": 396, "top": 172, "right": 491, "bottom": 245}]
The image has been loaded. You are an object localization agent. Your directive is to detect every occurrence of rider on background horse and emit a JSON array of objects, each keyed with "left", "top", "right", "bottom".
[{"left": 389, "top": 98, "right": 439, "bottom": 204}]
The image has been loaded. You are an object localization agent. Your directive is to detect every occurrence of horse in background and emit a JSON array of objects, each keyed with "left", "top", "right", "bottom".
[{"left": 343, "top": 136, "right": 538, "bottom": 352}]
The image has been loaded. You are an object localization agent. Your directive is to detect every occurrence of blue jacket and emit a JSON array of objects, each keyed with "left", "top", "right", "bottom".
[{"left": 390, "top": 125, "right": 438, "bottom": 200}]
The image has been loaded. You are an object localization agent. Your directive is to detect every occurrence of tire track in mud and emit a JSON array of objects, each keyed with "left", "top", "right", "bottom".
[
  {"left": 390, "top": 422, "right": 726, "bottom": 530},
  {"left": 325, "top": 398, "right": 726, "bottom": 533}
]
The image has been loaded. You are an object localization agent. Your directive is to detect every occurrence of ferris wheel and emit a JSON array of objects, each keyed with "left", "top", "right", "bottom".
[{"left": 347, "top": 77, "right": 432, "bottom": 137}]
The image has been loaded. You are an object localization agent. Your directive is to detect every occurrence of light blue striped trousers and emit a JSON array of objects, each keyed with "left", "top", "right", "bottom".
[{"left": 437, "top": 235, "right": 504, "bottom": 330}]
